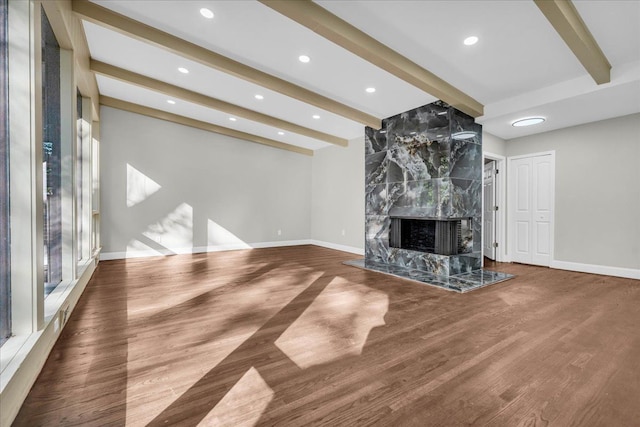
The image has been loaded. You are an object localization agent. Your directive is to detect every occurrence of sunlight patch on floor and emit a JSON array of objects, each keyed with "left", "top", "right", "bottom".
[
  {"left": 198, "top": 367, "right": 274, "bottom": 427},
  {"left": 275, "top": 277, "right": 388, "bottom": 369},
  {"left": 124, "top": 268, "right": 323, "bottom": 425}
]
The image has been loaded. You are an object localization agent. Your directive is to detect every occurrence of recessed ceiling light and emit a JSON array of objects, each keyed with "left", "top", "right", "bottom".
[
  {"left": 365, "top": 87, "right": 376, "bottom": 93},
  {"left": 167, "top": 100, "right": 176, "bottom": 104},
  {"left": 278, "top": 131, "right": 285, "bottom": 135},
  {"left": 512, "top": 117, "right": 545, "bottom": 127},
  {"left": 298, "top": 55, "right": 311, "bottom": 63},
  {"left": 200, "top": 8, "right": 214, "bottom": 19},
  {"left": 229, "top": 117, "right": 237, "bottom": 121},
  {"left": 254, "top": 94, "right": 264, "bottom": 100},
  {"left": 464, "top": 36, "right": 478, "bottom": 46},
  {"left": 178, "top": 67, "right": 189, "bottom": 74},
  {"left": 452, "top": 131, "right": 476, "bottom": 140},
  {"left": 312, "top": 114, "right": 320, "bottom": 119}
]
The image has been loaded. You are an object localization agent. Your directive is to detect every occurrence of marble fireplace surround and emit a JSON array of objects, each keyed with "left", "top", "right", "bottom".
[{"left": 348, "top": 101, "right": 513, "bottom": 293}]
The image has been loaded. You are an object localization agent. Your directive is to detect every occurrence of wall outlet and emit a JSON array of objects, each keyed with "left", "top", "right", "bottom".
[
  {"left": 61, "top": 305, "right": 69, "bottom": 326},
  {"left": 277, "top": 229, "right": 282, "bottom": 236}
]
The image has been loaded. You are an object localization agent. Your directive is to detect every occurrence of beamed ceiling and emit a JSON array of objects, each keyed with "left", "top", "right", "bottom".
[{"left": 73, "top": 0, "right": 640, "bottom": 155}]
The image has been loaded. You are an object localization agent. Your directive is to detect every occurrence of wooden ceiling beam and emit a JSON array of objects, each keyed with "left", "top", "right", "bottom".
[
  {"left": 91, "top": 60, "right": 347, "bottom": 147},
  {"left": 72, "top": 0, "right": 381, "bottom": 129},
  {"left": 260, "top": 0, "right": 484, "bottom": 118},
  {"left": 100, "top": 96, "right": 313, "bottom": 156},
  {"left": 534, "top": 0, "right": 611, "bottom": 84}
]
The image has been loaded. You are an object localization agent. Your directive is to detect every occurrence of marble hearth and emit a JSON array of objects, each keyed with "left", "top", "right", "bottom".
[{"left": 349, "top": 100, "right": 513, "bottom": 293}]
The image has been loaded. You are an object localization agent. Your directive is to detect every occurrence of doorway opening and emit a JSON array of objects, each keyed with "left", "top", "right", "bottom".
[{"left": 482, "top": 152, "right": 506, "bottom": 265}]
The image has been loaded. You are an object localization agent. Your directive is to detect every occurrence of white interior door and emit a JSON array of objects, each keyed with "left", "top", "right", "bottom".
[
  {"left": 483, "top": 161, "right": 496, "bottom": 260},
  {"left": 509, "top": 154, "right": 554, "bottom": 266}
]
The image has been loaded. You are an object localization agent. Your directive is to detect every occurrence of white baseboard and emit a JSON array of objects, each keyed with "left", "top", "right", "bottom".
[
  {"left": 101, "top": 239, "right": 364, "bottom": 260},
  {"left": 310, "top": 239, "right": 364, "bottom": 255},
  {"left": 551, "top": 260, "right": 640, "bottom": 280},
  {"left": 100, "top": 240, "right": 313, "bottom": 260}
]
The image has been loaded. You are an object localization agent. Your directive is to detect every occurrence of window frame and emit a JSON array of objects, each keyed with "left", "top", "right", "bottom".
[{"left": 0, "top": 0, "right": 11, "bottom": 347}]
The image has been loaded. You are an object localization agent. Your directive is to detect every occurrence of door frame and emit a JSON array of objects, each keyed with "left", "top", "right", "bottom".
[
  {"left": 507, "top": 150, "right": 556, "bottom": 266},
  {"left": 482, "top": 152, "right": 507, "bottom": 263}
]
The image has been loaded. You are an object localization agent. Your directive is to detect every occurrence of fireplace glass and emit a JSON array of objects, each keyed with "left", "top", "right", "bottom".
[{"left": 390, "top": 217, "right": 472, "bottom": 256}]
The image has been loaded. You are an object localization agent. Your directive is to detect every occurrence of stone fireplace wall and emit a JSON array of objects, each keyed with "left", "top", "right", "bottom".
[{"left": 365, "top": 101, "right": 482, "bottom": 277}]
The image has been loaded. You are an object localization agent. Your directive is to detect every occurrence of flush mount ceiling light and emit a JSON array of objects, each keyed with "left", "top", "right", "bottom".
[
  {"left": 298, "top": 55, "right": 311, "bottom": 63},
  {"left": 178, "top": 67, "right": 189, "bottom": 74},
  {"left": 451, "top": 131, "right": 476, "bottom": 140},
  {"left": 229, "top": 117, "right": 237, "bottom": 121},
  {"left": 312, "top": 114, "right": 320, "bottom": 119},
  {"left": 254, "top": 94, "right": 264, "bottom": 100},
  {"left": 512, "top": 117, "right": 546, "bottom": 127},
  {"left": 278, "top": 131, "right": 285, "bottom": 135},
  {"left": 464, "top": 36, "right": 479, "bottom": 46},
  {"left": 166, "top": 100, "right": 176, "bottom": 104},
  {"left": 365, "top": 87, "right": 376, "bottom": 93},
  {"left": 200, "top": 8, "right": 214, "bottom": 19}
]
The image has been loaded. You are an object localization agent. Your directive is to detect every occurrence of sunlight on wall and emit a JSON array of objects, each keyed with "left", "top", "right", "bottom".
[
  {"left": 275, "top": 277, "right": 388, "bottom": 369},
  {"left": 127, "top": 163, "right": 162, "bottom": 207},
  {"left": 125, "top": 238, "right": 164, "bottom": 256},
  {"left": 142, "top": 202, "right": 193, "bottom": 251},
  {"left": 208, "top": 219, "right": 250, "bottom": 249},
  {"left": 198, "top": 367, "right": 274, "bottom": 427}
]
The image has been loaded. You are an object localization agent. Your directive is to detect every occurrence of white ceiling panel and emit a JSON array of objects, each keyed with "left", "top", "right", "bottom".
[
  {"left": 482, "top": 79, "right": 640, "bottom": 139},
  {"left": 83, "top": 21, "right": 364, "bottom": 140},
  {"left": 573, "top": 0, "right": 640, "bottom": 67},
  {"left": 317, "top": 0, "right": 586, "bottom": 104},
  {"left": 96, "top": 75, "right": 331, "bottom": 151},
  {"left": 89, "top": 0, "right": 437, "bottom": 118},
  {"left": 82, "top": 0, "right": 640, "bottom": 145}
]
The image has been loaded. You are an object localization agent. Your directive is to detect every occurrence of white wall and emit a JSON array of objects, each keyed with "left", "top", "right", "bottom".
[
  {"left": 483, "top": 131, "right": 507, "bottom": 157},
  {"left": 100, "top": 107, "right": 312, "bottom": 258},
  {"left": 311, "top": 137, "right": 365, "bottom": 253},
  {"left": 506, "top": 113, "right": 640, "bottom": 271}
]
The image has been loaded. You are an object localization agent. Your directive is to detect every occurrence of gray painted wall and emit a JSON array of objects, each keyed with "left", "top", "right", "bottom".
[
  {"left": 506, "top": 113, "right": 640, "bottom": 269},
  {"left": 483, "top": 131, "right": 506, "bottom": 157},
  {"left": 311, "top": 137, "right": 365, "bottom": 251},
  {"left": 100, "top": 106, "right": 639, "bottom": 271},
  {"left": 100, "top": 106, "right": 312, "bottom": 257}
]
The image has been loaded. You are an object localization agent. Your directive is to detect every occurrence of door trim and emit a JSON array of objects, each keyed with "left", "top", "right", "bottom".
[
  {"left": 507, "top": 150, "right": 555, "bottom": 266},
  {"left": 482, "top": 152, "right": 506, "bottom": 263}
]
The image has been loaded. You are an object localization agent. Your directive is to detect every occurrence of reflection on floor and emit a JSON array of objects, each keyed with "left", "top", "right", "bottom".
[{"left": 344, "top": 259, "right": 514, "bottom": 293}]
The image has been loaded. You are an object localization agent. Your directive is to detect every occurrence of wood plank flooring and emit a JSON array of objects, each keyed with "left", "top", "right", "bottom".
[{"left": 13, "top": 246, "right": 640, "bottom": 426}]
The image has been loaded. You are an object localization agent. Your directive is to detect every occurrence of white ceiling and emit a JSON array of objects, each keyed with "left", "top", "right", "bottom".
[{"left": 83, "top": 0, "right": 640, "bottom": 151}]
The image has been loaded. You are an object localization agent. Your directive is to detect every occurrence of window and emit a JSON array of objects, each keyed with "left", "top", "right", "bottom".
[
  {"left": 1, "top": 0, "right": 10, "bottom": 346},
  {"left": 76, "top": 91, "right": 83, "bottom": 261},
  {"left": 41, "top": 8, "right": 62, "bottom": 295}
]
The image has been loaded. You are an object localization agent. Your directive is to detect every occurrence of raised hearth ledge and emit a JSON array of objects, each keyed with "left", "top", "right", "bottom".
[{"left": 344, "top": 259, "right": 514, "bottom": 293}]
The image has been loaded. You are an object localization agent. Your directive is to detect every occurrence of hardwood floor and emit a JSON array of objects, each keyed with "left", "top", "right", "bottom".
[{"left": 13, "top": 246, "right": 640, "bottom": 426}]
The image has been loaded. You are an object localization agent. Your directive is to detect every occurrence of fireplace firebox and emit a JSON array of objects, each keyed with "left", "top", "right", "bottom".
[{"left": 389, "top": 217, "right": 471, "bottom": 256}]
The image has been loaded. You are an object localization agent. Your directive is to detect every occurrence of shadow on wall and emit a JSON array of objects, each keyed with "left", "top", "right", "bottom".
[{"left": 124, "top": 163, "right": 250, "bottom": 258}]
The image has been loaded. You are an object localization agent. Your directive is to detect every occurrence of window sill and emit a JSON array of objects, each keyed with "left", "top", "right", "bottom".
[{"left": 0, "top": 256, "right": 97, "bottom": 393}]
